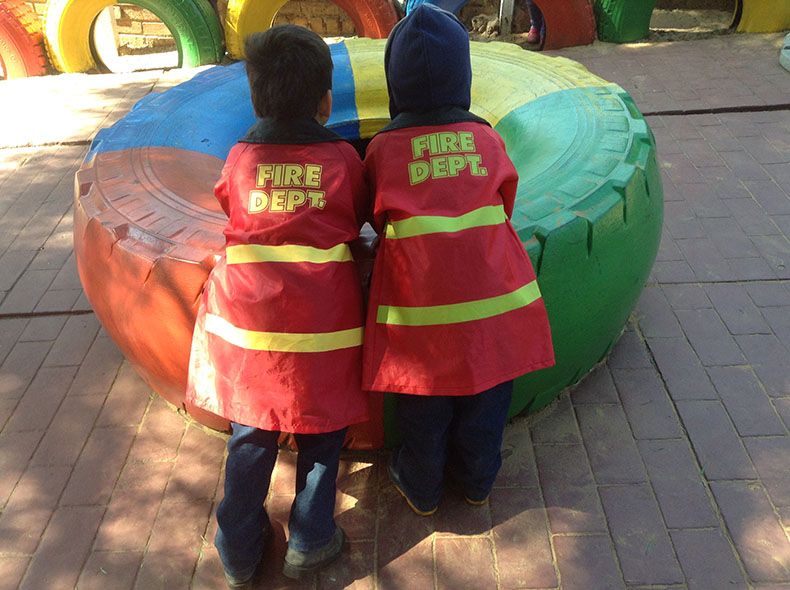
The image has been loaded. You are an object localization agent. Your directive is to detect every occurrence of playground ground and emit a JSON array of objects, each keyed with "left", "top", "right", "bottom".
[{"left": 1, "top": 31, "right": 790, "bottom": 590}]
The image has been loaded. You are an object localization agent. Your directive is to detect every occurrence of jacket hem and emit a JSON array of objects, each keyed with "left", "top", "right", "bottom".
[
  {"left": 185, "top": 395, "right": 370, "bottom": 434},
  {"left": 362, "top": 357, "right": 556, "bottom": 396}
]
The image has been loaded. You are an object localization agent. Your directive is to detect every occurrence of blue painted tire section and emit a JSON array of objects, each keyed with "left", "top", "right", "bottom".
[
  {"left": 75, "top": 38, "right": 663, "bottom": 446},
  {"left": 781, "top": 33, "right": 790, "bottom": 73}
]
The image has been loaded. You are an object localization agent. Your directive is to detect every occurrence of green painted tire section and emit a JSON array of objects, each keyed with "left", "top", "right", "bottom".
[
  {"left": 464, "top": 42, "right": 663, "bottom": 416},
  {"left": 44, "top": 0, "right": 223, "bottom": 73},
  {"left": 0, "top": 0, "right": 47, "bottom": 79},
  {"left": 592, "top": 0, "right": 657, "bottom": 43}
]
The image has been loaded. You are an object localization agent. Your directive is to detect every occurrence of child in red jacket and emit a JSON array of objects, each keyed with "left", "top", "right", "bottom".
[
  {"left": 363, "top": 4, "right": 555, "bottom": 515},
  {"left": 186, "top": 25, "right": 369, "bottom": 587}
]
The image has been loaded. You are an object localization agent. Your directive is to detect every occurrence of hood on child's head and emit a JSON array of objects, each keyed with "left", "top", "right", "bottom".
[{"left": 384, "top": 3, "right": 472, "bottom": 119}]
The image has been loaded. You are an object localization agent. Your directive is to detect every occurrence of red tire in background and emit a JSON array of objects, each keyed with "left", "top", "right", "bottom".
[
  {"left": 538, "top": 0, "right": 596, "bottom": 51},
  {"left": 0, "top": 0, "right": 47, "bottom": 79}
]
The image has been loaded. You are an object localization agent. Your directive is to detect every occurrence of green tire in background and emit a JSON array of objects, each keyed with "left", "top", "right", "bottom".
[
  {"left": 593, "top": 0, "right": 657, "bottom": 43},
  {"left": 44, "top": 0, "right": 223, "bottom": 73}
]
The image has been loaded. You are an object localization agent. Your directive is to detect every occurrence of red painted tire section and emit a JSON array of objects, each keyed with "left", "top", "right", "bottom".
[
  {"left": 536, "top": 0, "right": 596, "bottom": 51},
  {"left": 0, "top": 0, "right": 47, "bottom": 79},
  {"left": 333, "top": 0, "right": 398, "bottom": 39}
]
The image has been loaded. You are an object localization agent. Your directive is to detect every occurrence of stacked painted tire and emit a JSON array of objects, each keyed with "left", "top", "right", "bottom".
[
  {"left": 73, "top": 39, "right": 663, "bottom": 448},
  {"left": 0, "top": 0, "right": 47, "bottom": 79},
  {"left": 44, "top": 0, "right": 223, "bottom": 72},
  {"left": 732, "top": 0, "right": 790, "bottom": 33},
  {"left": 593, "top": 0, "right": 656, "bottom": 43},
  {"left": 223, "top": 0, "right": 398, "bottom": 59}
]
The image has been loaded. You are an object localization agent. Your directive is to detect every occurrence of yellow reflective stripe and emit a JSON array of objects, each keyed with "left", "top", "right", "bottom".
[
  {"left": 377, "top": 281, "right": 542, "bottom": 326},
  {"left": 385, "top": 205, "right": 507, "bottom": 239},
  {"left": 226, "top": 243, "right": 352, "bottom": 264},
  {"left": 205, "top": 313, "right": 363, "bottom": 352}
]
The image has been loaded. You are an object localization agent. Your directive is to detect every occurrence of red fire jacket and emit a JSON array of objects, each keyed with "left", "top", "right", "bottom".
[
  {"left": 362, "top": 117, "right": 555, "bottom": 395},
  {"left": 187, "top": 119, "right": 370, "bottom": 433}
]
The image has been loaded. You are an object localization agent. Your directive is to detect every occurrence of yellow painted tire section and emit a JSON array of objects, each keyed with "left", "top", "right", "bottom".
[
  {"left": 223, "top": 0, "right": 285, "bottom": 60},
  {"left": 734, "top": 0, "right": 790, "bottom": 33}
]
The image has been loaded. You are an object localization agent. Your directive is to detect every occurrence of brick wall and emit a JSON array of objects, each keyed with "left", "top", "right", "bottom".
[{"left": 111, "top": 5, "right": 176, "bottom": 53}]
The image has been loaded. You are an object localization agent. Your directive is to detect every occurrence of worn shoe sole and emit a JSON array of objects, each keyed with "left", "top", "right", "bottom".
[
  {"left": 283, "top": 526, "right": 346, "bottom": 580},
  {"left": 387, "top": 455, "right": 438, "bottom": 516}
]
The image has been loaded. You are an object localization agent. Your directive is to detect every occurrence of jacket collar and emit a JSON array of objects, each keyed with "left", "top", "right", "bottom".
[
  {"left": 240, "top": 117, "right": 347, "bottom": 145},
  {"left": 377, "top": 106, "right": 490, "bottom": 134}
]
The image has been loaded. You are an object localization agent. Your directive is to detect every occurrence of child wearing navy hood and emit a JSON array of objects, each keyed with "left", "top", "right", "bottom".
[{"left": 362, "top": 4, "right": 555, "bottom": 514}]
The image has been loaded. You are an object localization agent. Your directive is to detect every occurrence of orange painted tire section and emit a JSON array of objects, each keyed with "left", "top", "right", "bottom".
[
  {"left": 74, "top": 147, "right": 229, "bottom": 430},
  {"left": 74, "top": 144, "right": 386, "bottom": 446},
  {"left": 0, "top": 0, "right": 47, "bottom": 79}
]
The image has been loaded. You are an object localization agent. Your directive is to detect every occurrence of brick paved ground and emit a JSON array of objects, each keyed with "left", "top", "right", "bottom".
[{"left": 1, "top": 33, "right": 789, "bottom": 590}]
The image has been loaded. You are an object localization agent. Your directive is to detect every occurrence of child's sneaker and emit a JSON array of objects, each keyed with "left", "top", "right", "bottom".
[
  {"left": 526, "top": 27, "right": 540, "bottom": 43},
  {"left": 221, "top": 522, "right": 271, "bottom": 589},
  {"left": 464, "top": 494, "right": 489, "bottom": 506},
  {"left": 283, "top": 526, "right": 346, "bottom": 580},
  {"left": 388, "top": 453, "right": 438, "bottom": 516},
  {"left": 224, "top": 572, "right": 253, "bottom": 590},
  {"left": 445, "top": 474, "right": 490, "bottom": 506}
]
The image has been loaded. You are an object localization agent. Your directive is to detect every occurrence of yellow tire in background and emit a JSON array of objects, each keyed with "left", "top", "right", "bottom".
[
  {"left": 44, "top": 0, "right": 223, "bottom": 73},
  {"left": 223, "top": 0, "right": 397, "bottom": 59},
  {"left": 733, "top": 0, "right": 790, "bottom": 33},
  {"left": 223, "top": 0, "right": 284, "bottom": 59}
]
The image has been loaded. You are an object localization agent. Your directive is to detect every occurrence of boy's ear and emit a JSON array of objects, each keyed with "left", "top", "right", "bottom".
[{"left": 316, "top": 90, "right": 332, "bottom": 125}]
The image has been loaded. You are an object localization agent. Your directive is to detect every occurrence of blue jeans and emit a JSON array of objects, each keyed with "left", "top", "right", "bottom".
[
  {"left": 391, "top": 380, "right": 513, "bottom": 508},
  {"left": 214, "top": 424, "right": 347, "bottom": 579},
  {"left": 526, "top": 0, "right": 546, "bottom": 36}
]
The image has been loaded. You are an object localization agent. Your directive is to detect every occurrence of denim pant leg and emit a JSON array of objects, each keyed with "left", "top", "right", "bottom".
[
  {"left": 447, "top": 380, "right": 514, "bottom": 501},
  {"left": 215, "top": 424, "right": 280, "bottom": 579},
  {"left": 525, "top": 0, "right": 544, "bottom": 30},
  {"left": 287, "top": 427, "right": 348, "bottom": 552},
  {"left": 393, "top": 393, "right": 454, "bottom": 509}
]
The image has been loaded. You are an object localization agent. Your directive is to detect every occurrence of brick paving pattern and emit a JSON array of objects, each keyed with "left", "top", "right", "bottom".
[{"left": 1, "top": 32, "right": 789, "bottom": 589}]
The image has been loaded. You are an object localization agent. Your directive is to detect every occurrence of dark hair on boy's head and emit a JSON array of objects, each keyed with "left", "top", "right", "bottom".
[{"left": 244, "top": 25, "right": 333, "bottom": 120}]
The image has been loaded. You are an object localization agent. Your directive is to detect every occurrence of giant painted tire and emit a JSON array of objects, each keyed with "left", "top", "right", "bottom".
[
  {"left": 44, "top": 0, "right": 223, "bottom": 73},
  {"left": 0, "top": 0, "right": 47, "bottom": 79},
  {"left": 74, "top": 39, "right": 662, "bottom": 448},
  {"left": 223, "top": 0, "right": 397, "bottom": 59}
]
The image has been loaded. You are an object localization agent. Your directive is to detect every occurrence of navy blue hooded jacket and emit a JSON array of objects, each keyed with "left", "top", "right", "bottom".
[{"left": 382, "top": 3, "right": 488, "bottom": 129}]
